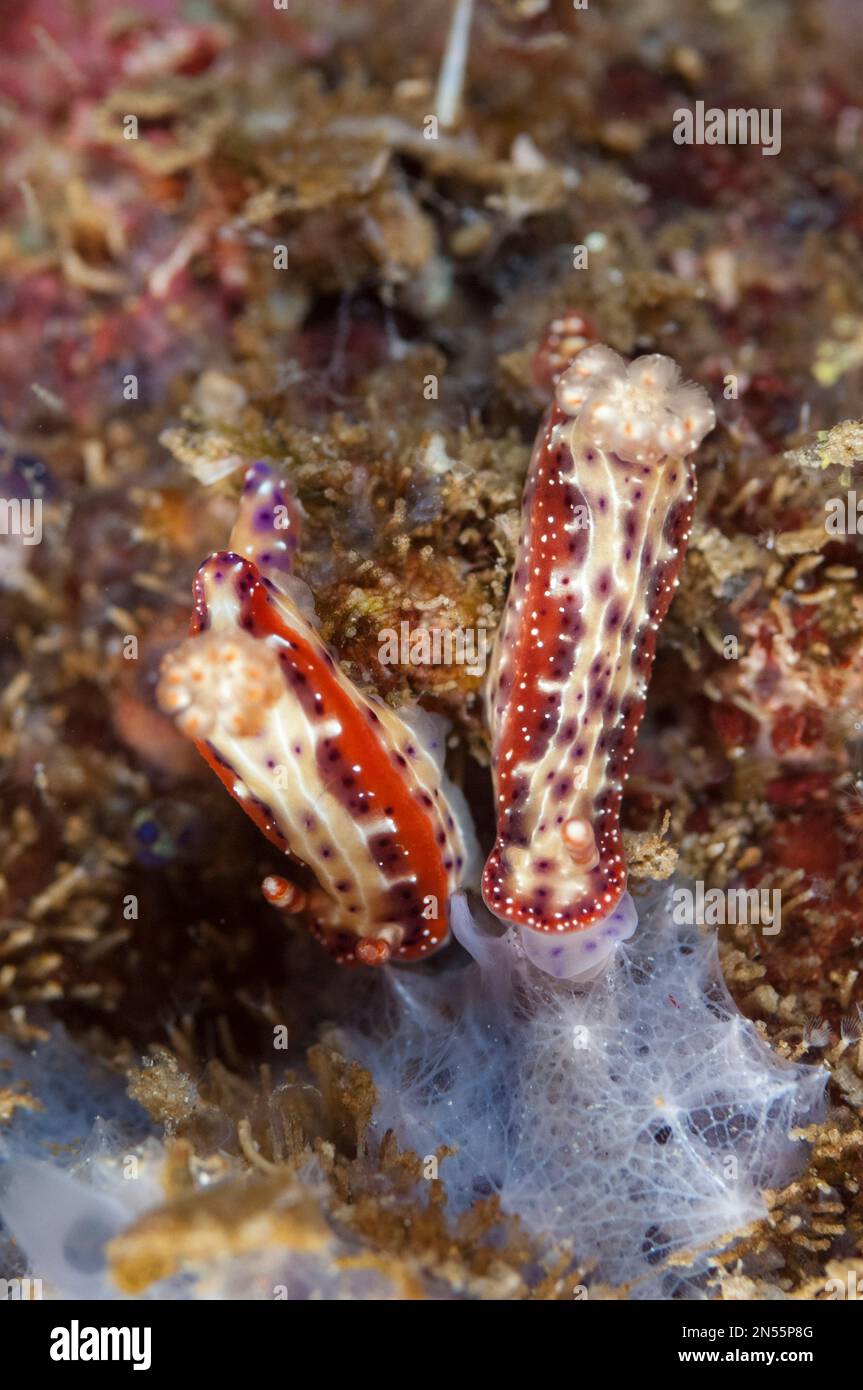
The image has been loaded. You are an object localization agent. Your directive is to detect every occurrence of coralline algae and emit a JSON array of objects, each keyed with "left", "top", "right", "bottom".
[{"left": 343, "top": 885, "right": 827, "bottom": 1297}]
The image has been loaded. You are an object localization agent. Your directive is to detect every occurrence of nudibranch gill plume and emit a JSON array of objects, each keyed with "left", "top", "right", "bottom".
[
  {"left": 483, "top": 338, "right": 715, "bottom": 979},
  {"left": 158, "top": 462, "right": 476, "bottom": 966}
]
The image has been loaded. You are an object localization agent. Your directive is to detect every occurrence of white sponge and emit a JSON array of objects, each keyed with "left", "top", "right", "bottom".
[{"left": 344, "top": 883, "right": 826, "bottom": 1296}]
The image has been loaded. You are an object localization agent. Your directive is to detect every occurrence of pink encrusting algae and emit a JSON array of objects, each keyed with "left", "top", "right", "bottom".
[
  {"left": 482, "top": 335, "right": 715, "bottom": 977},
  {"left": 158, "top": 462, "right": 475, "bottom": 966}
]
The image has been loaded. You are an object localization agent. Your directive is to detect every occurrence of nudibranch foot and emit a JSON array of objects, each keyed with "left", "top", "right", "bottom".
[
  {"left": 482, "top": 332, "right": 715, "bottom": 972},
  {"left": 158, "top": 462, "right": 476, "bottom": 967},
  {"left": 518, "top": 892, "right": 638, "bottom": 982}
]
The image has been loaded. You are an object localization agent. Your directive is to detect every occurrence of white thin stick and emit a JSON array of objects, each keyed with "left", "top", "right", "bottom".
[{"left": 435, "top": 0, "right": 475, "bottom": 130}]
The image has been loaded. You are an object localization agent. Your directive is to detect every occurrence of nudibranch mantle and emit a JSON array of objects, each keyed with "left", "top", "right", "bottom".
[
  {"left": 158, "top": 462, "right": 476, "bottom": 966},
  {"left": 483, "top": 342, "right": 715, "bottom": 975}
]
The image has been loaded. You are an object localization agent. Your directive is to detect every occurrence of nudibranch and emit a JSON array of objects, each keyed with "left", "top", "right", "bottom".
[
  {"left": 158, "top": 462, "right": 475, "bottom": 966},
  {"left": 483, "top": 334, "right": 715, "bottom": 980}
]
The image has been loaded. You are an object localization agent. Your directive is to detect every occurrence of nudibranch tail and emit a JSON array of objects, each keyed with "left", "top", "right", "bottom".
[
  {"left": 158, "top": 463, "right": 475, "bottom": 966},
  {"left": 482, "top": 335, "right": 715, "bottom": 967}
]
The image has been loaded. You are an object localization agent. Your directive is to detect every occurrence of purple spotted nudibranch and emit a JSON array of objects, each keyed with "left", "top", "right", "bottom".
[
  {"left": 158, "top": 463, "right": 476, "bottom": 966},
  {"left": 482, "top": 332, "right": 715, "bottom": 980},
  {"left": 158, "top": 325, "right": 713, "bottom": 983}
]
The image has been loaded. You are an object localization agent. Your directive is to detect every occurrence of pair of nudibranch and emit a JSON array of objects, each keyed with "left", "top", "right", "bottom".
[{"left": 158, "top": 319, "right": 715, "bottom": 980}]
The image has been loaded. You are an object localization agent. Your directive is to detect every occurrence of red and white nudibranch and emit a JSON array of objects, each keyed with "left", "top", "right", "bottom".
[
  {"left": 158, "top": 462, "right": 476, "bottom": 966},
  {"left": 483, "top": 328, "right": 715, "bottom": 980}
]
